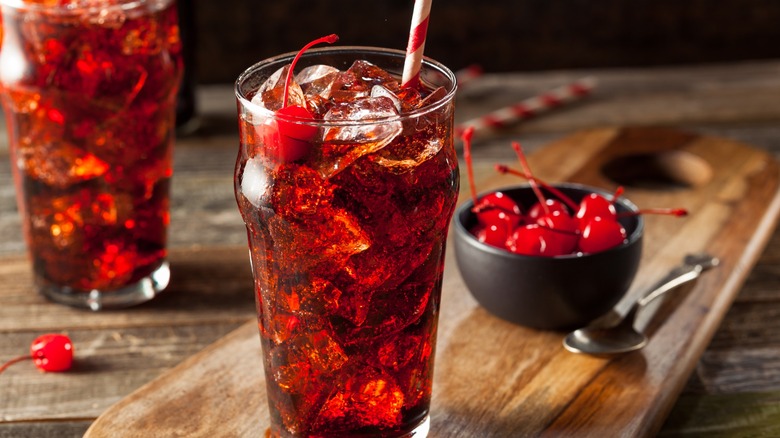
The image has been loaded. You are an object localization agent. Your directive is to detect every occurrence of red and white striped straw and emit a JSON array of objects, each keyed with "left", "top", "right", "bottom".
[
  {"left": 401, "top": 0, "right": 433, "bottom": 88},
  {"left": 455, "top": 64, "right": 484, "bottom": 89},
  {"left": 455, "top": 76, "right": 598, "bottom": 137}
]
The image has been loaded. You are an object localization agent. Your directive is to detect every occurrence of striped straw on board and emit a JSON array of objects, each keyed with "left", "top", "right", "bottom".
[
  {"left": 401, "top": 0, "right": 433, "bottom": 88},
  {"left": 455, "top": 64, "right": 484, "bottom": 89},
  {"left": 455, "top": 77, "right": 598, "bottom": 137}
]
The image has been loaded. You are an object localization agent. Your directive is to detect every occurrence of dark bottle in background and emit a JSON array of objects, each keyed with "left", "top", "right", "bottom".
[{"left": 176, "top": 0, "right": 198, "bottom": 133}]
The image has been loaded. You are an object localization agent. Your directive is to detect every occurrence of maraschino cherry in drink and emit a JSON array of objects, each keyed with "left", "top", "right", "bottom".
[
  {"left": 234, "top": 43, "right": 458, "bottom": 437},
  {"left": 0, "top": 0, "right": 182, "bottom": 309}
]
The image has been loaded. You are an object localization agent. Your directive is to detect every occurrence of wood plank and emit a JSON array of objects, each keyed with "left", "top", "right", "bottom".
[
  {"left": 82, "top": 322, "right": 264, "bottom": 438},
  {"left": 659, "top": 391, "right": 780, "bottom": 437},
  {"left": 0, "top": 322, "right": 245, "bottom": 421},
  {"left": 83, "top": 127, "right": 780, "bottom": 437},
  {"left": 0, "top": 421, "right": 91, "bottom": 438},
  {"left": 0, "top": 246, "right": 255, "bottom": 332}
]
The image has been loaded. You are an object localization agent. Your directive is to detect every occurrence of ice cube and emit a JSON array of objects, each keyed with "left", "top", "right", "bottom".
[
  {"left": 252, "top": 64, "right": 306, "bottom": 112},
  {"left": 314, "top": 367, "right": 404, "bottom": 430},
  {"left": 371, "top": 136, "right": 444, "bottom": 173},
  {"left": 343, "top": 254, "right": 438, "bottom": 343},
  {"left": 27, "top": 187, "right": 140, "bottom": 290},
  {"left": 121, "top": 13, "right": 169, "bottom": 55},
  {"left": 344, "top": 60, "right": 402, "bottom": 93},
  {"left": 269, "top": 166, "right": 371, "bottom": 270},
  {"left": 315, "top": 97, "right": 402, "bottom": 178},
  {"left": 3, "top": 89, "right": 42, "bottom": 114},
  {"left": 296, "top": 64, "right": 340, "bottom": 97},
  {"left": 18, "top": 139, "right": 110, "bottom": 188},
  {"left": 299, "top": 278, "right": 342, "bottom": 315},
  {"left": 266, "top": 342, "right": 335, "bottom": 435},
  {"left": 240, "top": 157, "right": 270, "bottom": 208},
  {"left": 417, "top": 86, "right": 448, "bottom": 109},
  {"left": 370, "top": 85, "right": 401, "bottom": 112},
  {"left": 376, "top": 335, "right": 423, "bottom": 371},
  {"left": 379, "top": 335, "right": 432, "bottom": 408},
  {"left": 263, "top": 313, "right": 301, "bottom": 345},
  {"left": 62, "top": 44, "right": 144, "bottom": 103},
  {"left": 92, "top": 238, "right": 137, "bottom": 285},
  {"left": 370, "top": 87, "right": 452, "bottom": 173},
  {"left": 272, "top": 360, "right": 309, "bottom": 394},
  {"left": 30, "top": 193, "right": 84, "bottom": 250},
  {"left": 324, "top": 60, "right": 401, "bottom": 105},
  {"left": 270, "top": 330, "right": 348, "bottom": 393},
  {"left": 395, "top": 87, "right": 422, "bottom": 112},
  {"left": 298, "top": 330, "right": 349, "bottom": 373},
  {"left": 267, "top": 209, "right": 370, "bottom": 274},
  {"left": 85, "top": 4, "right": 127, "bottom": 29}
]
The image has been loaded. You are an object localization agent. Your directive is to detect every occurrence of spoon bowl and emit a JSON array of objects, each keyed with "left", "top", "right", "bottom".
[
  {"left": 563, "top": 253, "right": 719, "bottom": 355},
  {"left": 565, "top": 322, "right": 648, "bottom": 356}
]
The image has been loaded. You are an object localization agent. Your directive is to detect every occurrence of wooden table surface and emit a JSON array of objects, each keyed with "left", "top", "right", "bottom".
[{"left": 2, "top": 60, "right": 780, "bottom": 437}]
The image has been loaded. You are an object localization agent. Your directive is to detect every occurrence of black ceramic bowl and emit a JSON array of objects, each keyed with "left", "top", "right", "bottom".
[{"left": 453, "top": 183, "right": 644, "bottom": 330}]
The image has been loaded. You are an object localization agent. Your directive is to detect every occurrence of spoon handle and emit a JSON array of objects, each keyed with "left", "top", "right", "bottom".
[{"left": 626, "top": 253, "right": 719, "bottom": 323}]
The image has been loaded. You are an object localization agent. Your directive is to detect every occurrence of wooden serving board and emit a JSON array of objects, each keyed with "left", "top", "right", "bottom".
[{"left": 84, "top": 127, "right": 780, "bottom": 437}]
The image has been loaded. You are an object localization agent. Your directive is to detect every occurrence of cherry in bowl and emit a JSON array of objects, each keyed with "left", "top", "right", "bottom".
[{"left": 453, "top": 183, "right": 644, "bottom": 330}]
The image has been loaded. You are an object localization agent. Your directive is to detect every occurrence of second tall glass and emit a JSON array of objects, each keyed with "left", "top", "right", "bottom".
[{"left": 0, "top": 0, "right": 183, "bottom": 310}]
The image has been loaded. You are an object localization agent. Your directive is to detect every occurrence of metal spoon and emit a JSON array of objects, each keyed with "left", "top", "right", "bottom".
[{"left": 563, "top": 253, "right": 719, "bottom": 356}]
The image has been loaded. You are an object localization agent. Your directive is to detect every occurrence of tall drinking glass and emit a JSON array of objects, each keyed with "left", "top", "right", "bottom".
[
  {"left": 234, "top": 47, "right": 458, "bottom": 437},
  {"left": 0, "top": 0, "right": 182, "bottom": 310}
]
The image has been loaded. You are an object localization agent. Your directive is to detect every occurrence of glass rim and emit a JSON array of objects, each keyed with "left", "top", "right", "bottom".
[
  {"left": 0, "top": 0, "right": 171, "bottom": 14},
  {"left": 235, "top": 45, "right": 458, "bottom": 127}
]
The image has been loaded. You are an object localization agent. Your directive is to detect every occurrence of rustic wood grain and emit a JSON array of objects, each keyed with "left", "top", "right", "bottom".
[
  {"left": 83, "top": 127, "right": 780, "bottom": 437},
  {"left": 0, "top": 246, "right": 255, "bottom": 333}
]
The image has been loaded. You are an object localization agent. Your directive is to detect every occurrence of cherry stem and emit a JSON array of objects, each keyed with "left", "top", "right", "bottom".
[
  {"left": 537, "top": 222, "right": 579, "bottom": 236},
  {"left": 617, "top": 208, "right": 689, "bottom": 218},
  {"left": 610, "top": 186, "right": 625, "bottom": 203},
  {"left": 461, "top": 127, "right": 479, "bottom": 208},
  {"left": 282, "top": 34, "right": 339, "bottom": 108},
  {"left": 512, "top": 142, "right": 549, "bottom": 215},
  {"left": 495, "top": 164, "right": 580, "bottom": 212},
  {"left": 0, "top": 355, "right": 31, "bottom": 374}
]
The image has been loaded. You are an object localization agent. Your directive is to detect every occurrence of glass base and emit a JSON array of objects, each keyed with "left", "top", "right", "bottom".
[
  {"left": 266, "top": 415, "right": 429, "bottom": 437},
  {"left": 38, "top": 261, "right": 171, "bottom": 311},
  {"left": 405, "top": 415, "right": 430, "bottom": 437}
]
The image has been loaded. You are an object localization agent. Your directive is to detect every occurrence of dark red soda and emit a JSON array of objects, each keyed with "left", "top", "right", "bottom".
[
  {"left": 235, "top": 52, "right": 458, "bottom": 436},
  {"left": 0, "top": 0, "right": 182, "bottom": 293}
]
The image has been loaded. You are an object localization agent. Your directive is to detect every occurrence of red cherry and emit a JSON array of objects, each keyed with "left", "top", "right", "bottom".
[
  {"left": 474, "top": 191, "right": 523, "bottom": 228},
  {"left": 30, "top": 334, "right": 74, "bottom": 372},
  {"left": 506, "top": 224, "right": 547, "bottom": 256},
  {"left": 578, "top": 216, "right": 627, "bottom": 254},
  {"left": 0, "top": 333, "right": 74, "bottom": 374},
  {"left": 470, "top": 223, "right": 511, "bottom": 248},
  {"left": 475, "top": 192, "right": 522, "bottom": 216},
  {"left": 507, "top": 224, "right": 572, "bottom": 257},
  {"left": 276, "top": 104, "right": 318, "bottom": 140},
  {"left": 537, "top": 210, "right": 578, "bottom": 232},
  {"left": 528, "top": 198, "right": 569, "bottom": 221},
  {"left": 476, "top": 208, "right": 523, "bottom": 231},
  {"left": 266, "top": 34, "right": 338, "bottom": 163},
  {"left": 576, "top": 192, "right": 617, "bottom": 222},
  {"left": 262, "top": 105, "right": 317, "bottom": 162},
  {"left": 536, "top": 210, "right": 579, "bottom": 253}
]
